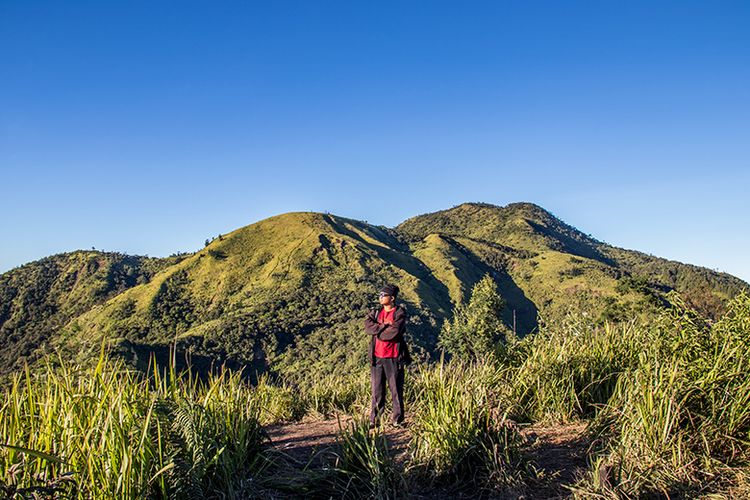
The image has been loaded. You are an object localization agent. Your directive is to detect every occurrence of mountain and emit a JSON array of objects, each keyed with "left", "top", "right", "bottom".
[
  {"left": 398, "top": 202, "right": 607, "bottom": 260},
  {"left": 56, "top": 212, "right": 453, "bottom": 377},
  {"left": 397, "top": 202, "right": 745, "bottom": 325},
  {"left": 1, "top": 203, "right": 747, "bottom": 377},
  {"left": 0, "top": 251, "right": 180, "bottom": 373}
]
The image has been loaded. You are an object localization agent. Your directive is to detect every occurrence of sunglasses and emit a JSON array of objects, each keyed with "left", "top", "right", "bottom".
[{"left": 378, "top": 292, "right": 392, "bottom": 298}]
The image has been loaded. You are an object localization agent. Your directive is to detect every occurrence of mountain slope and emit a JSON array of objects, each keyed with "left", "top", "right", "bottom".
[
  {"left": 2, "top": 202, "right": 747, "bottom": 378},
  {"left": 0, "top": 251, "right": 179, "bottom": 374},
  {"left": 397, "top": 202, "right": 748, "bottom": 322},
  {"left": 397, "top": 202, "right": 608, "bottom": 261},
  {"left": 61, "top": 212, "right": 452, "bottom": 377}
]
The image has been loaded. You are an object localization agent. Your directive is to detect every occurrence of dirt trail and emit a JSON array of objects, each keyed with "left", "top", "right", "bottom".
[
  {"left": 266, "top": 416, "right": 350, "bottom": 466},
  {"left": 265, "top": 416, "right": 589, "bottom": 499},
  {"left": 522, "top": 422, "right": 589, "bottom": 498},
  {"left": 266, "top": 415, "right": 411, "bottom": 466}
]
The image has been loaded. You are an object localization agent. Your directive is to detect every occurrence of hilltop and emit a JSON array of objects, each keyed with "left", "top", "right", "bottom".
[
  {"left": 399, "top": 202, "right": 745, "bottom": 326},
  {"left": 0, "top": 202, "right": 747, "bottom": 377},
  {"left": 56, "top": 212, "right": 453, "bottom": 377}
]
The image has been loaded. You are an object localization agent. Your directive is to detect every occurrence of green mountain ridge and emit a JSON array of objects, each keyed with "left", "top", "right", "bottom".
[
  {"left": 1, "top": 202, "right": 747, "bottom": 377},
  {"left": 0, "top": 251, "right": 181, "bottom": 373}
]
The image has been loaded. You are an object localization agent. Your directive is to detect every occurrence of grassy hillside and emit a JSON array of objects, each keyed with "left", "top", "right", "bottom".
[
  {"left": 61, "top": 212, "right": 452, "bottom": 377},
  {"left": 604, "top": 245, "right": 745, "bottom": 318},
  {"left": 397, "top": 202, "right": 748, "bottom": 325},
  {"left": 397, "top": 202, "right": 607, "bottom": 260},
  {"left": 0, "top": 251, "right": 178, "bottom": 374},
  {"left": 1, "top": 202, "right": 747, "bottom": 377}
]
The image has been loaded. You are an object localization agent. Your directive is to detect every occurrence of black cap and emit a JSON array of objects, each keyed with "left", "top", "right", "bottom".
[{"left": 379, "top": 284, "right": 399, "bottom": 298}]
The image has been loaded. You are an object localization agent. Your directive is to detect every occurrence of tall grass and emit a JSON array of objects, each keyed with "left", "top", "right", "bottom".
[
  {"left": 0, "top": 350, "right": 267, "bottom": 498},
  {"left": 332, "top": 418, "right": 401, "bottom": 499},
  {"left": 503, "top": 313, "right": 655, "bottom": 423},
  {"left": 580, "top": 292, "right": 750, "bottom": 497},
  {"left": 408, "top": 360, "right": 525, "bottom": 491},
  {"left": 4, "top": 293, "right": 750, "bottom": 497},
  {"left": 304, "top": 373, "right": 370, "bottom": 419},
  {"left": 254, "top": 371, "right": 370, "bottom": 424},
  {"left": 406, "top": 293, "right": 750, "bottom": 496},
  {"left": 253, "top": 375, "right": 307, "bottom": 424}
]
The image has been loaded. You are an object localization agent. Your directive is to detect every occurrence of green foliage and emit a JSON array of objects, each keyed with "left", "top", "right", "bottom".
[
  {"left": 273, "top": 320, "right": 372, "bottom": 381},
  {"left": 332, "top": 419, "right": 402, "bottom": 499},
  {"left": 507, "top": 315, "right": 652, "bottom": 423},
  {"left": 0, "top": 251, "right": 178, "bottom": 374},
  {"left": 608, "top": 246, "right": 747, "bottom": 318},
  {"left": 253, "top": 376, "right": 308, "bottom": 424},
  {"left": 149, "top": 269, "right": 196, "bottom": 335},
  {"left": 5, "top": 289, "right": 750, "bottom": 497},
  {"left": 580, "top": 292, "right": 750, "bottom": 497},
  {"left": 408, "top": 361, "right": 526, "bottom": 491},
  {"left": 615, "top": 275, "right": 650, "bottom": 295},
  {"left": 439, "top": 274, "right": 512, "bottom": 362},
  {"left": 0, "top": 351, "right": 268, "bottom": 498},
  {"left": 304, "top": 373, "right": 370, "bottom": 419}
]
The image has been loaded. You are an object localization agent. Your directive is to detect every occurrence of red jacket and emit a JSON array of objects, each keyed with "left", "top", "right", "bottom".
[{"left": 364, "top": 305, "right": 412, "bottom": 366}]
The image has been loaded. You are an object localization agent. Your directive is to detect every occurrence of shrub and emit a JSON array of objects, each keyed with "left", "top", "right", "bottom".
[{"left": 439, "top": 274, "right": 513, "bottom": 362}]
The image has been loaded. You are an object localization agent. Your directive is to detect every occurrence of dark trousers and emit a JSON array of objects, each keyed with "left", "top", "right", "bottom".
[{"left": 370, "top": 357, "right": 404, "bottom": 424}]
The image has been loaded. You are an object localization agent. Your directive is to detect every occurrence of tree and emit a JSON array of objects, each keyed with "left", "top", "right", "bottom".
[{"left": 438, "top": 274, "right": 511, "bottom": 362}]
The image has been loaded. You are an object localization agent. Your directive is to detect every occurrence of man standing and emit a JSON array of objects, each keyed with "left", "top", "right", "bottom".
[{"left": 364, "top": 284, "right": 411, "bottom": 427}]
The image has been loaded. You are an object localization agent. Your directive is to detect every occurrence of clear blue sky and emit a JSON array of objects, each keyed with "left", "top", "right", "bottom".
[{"left": 2, "top": 1, "right": 749, "bottom": 282}]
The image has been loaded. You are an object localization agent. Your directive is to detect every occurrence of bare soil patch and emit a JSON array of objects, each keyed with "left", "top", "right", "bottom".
[
  {"left": 267, "top": 415, "right": 411, "bottom": 465},
  {"left": 264, "top": 417, "right": 589, "bottom": 499},
  {"left": 521, "top": 422, "right": 589, "bottom": 499}
]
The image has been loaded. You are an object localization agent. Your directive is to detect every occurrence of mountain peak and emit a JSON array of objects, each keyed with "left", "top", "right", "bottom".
[
  {"left": 400, "top": 201, "right": 557, "bottom": 225},
  {"left": 396, "top": 201, "right": 594, "bottom": 251}
]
